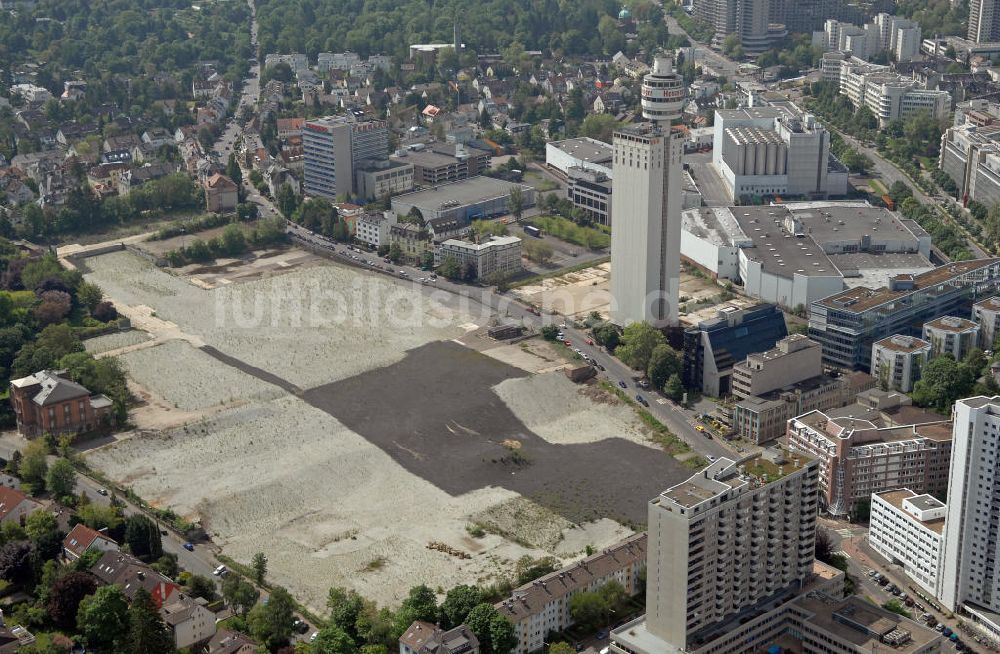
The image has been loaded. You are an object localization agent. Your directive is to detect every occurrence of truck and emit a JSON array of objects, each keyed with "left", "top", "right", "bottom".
[{"left": 523, "top": 225, "right": 541, "bottom": 238}]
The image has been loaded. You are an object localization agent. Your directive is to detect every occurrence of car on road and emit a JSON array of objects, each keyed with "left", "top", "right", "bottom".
[
  {"left": 213, "top": 565, "right": 228, "bottom": 577},
  {"left": 183, "top": 542, "right": 195, "bottom": 551},
  {"left": 292, "top": 619, "right": 309, "bottom": 634},
  {"left": 707, "top": 455, "right": 717, "bottom": 462},
  {"left": 635, "top": 395, "right": 648, "bottom": 406},
  {"left": 597, "top": 364, "right": 605, "bottom": 371},
  {"left": 618, "top": 380, "right": 627, "bottom": 388},
  {"left": 695, "top": 425, "right": 705, "bottom": 432},
  {"left": 310, "top": 632, "right": 319, "bottom": 643},
  {"left": 98, "top": 488, "right": 109, "bottom": 496}
]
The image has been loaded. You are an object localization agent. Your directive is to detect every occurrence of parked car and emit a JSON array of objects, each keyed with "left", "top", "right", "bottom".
[
  {"left": 618, "top": 380, "right": 627, "bottom": 388},
  {"left": 98, "top": 488, "right": 109, "bottom": 496},
  {"left": 596, "top": 629, "right": 609, "bottom": 640},
  {"left": 292, "top": 619, "right": 309, "bottom": 634},
  {"left": 213, "top": 565, "right": 228, "bottom": 577},
  {"left": 183, "top": 542, "right": 195, "bottom": 552}
]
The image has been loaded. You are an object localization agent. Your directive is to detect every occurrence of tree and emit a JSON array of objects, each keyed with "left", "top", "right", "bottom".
[
  {"left": 251, "top": 551, "right": 268, "bottom": 584},
  {"left": 249, "top": 586, "right": 295, "bottom": 651},
  {"left": 515, "top": 555, "right": 559, "bottom": 585},
  {"left": 77, "top": 585, "right": 130, "bottom": 651},
  {"left": 522, "top": 239, "right": 553, "bottom": 265},
  {"left": 0, "top": 541, "right": 33, "bottom": 586},
  {"left": 438, "top": 257, "right": 462, "bottom": 280},
  {"left": 569, "top": 591, "right": 608, "bottom": 631},
  {"left": 277, "top": 183, "right": 298, "bottom": 217},
  {"left": 815, "top": 527, "right": 834, "bottom": 563},
  {"left": 593, "top": 323, "right": 620, "bottom": 351},
  {"left": 25, "top": 510, "right": 59, "bottom": 544},
  {"left": 548, "top": 643, "right": 575, "bottom": 654},
  {"left": 664, "top": 374, "right": 685, "bottom": 402},
  {"left": 647, "top": 344, "right": 682, "bottom": 390},
  {"left": 313, "top": 625, "right": 359, "bottom": 654},
  {"left": 616, "top": 322, "right": 666, "bottom": 370},
  {"left": 466, "top": 604, "right": 501, "bottom": 654},
  {"left": 327, "top": 587, "right": 365, "bottom": 637},
  {"left": 508, "top": 185, "right": 524, "bottom": 221},
  {"left": 217, "top": 139, "right": 240, "bottom": 177},
  {"left": 579, "top": 114, "right": 621, "bottom": 144},
  {"left": 77, "top": 281, "right": 103, "bottom": 312},
  {"left": 221, "top": 224, "right": 247, "bottom": 256},
  {"left": 123, "top": 515, "right": 162, "bottom": 562},
  {"left": 395, "top": 584, "right": 438, "bottom": 631},
  {"left": 541, "top": 324, "right": 559, "bottom": 341},
  {"left": 186, "top": 574, "right": 217, "bottom": 601},
  {"left": 46, "top": 457, "right": 76, "bottom": 499},
  {"left": 222, "top": 575, "right": 259, "bottom": 616},
  {"left": 48, "top": 572, "right": 97, "bottom": 630},
  {"left": 440, "top": 584, "right": 482, "bottom": 628},
  {"left": 20, "top": 440, "right": 48, "bottom": 495},
  {"left": 388, "top": 243, "right": 403, "bottom": 264},
  {"left": 490, "top": 615, "right": 517, "bottom": 654},
  {"left": 126, "top": 587, "right": 175, "bottom": 654},
  {"left": 722, "top": 33, "right": 744, "bottom": 58},
  {"left": 93, "top": 300, "right": 118, "bottom": 322}
]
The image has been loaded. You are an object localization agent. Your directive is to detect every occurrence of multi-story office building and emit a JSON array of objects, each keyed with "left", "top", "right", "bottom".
[
  {"left": 711, "top": 108, "right": 846, "bottom": 202},
  {"left": 354, "top": 160, "right": 413, "bottom": 200},
  {"left": 435, "top": 236, "right": 523, "bottom": 281},
  {"left": 732, "top": 334, "right": 822, "bottom": 399},
  {"left": 973, "top": 295, "right": 1000, "bottom": 350},
  {"left": 610, "top": 449, "right": 820, "bottom": 652},
  {"left": 939, "top": 100, "right": 1000, "bottom": 208},
  {"left": 610, "top": 56, "right": 685, "bottom": 327},
  {"left": 871, "top": 335, "right": 931, "bottom": 393},
  {"left": 808, "top": 259, "right": 1000, "bottom": 370},
  {"left": 970, "top": 0, "right": 1000, "bottom": 44},
  {"left": 821, "top": 52, "right": 950, "bottom": 127},
  {"left": 566, "top": 167, "right": 613, "bottom": 227},
  {"left": 683, "top": 304, "right": 788, "bottom": 396},
  {"left": 497, "top": 534, "right": 646, "bottom": 654},
  {"left": 303, "top": 115, "right": 388, "bottom": 199},
  {"left": 815, "top": 14, "right": 921, "bottom": 62},
  {"left": 940, "top": 397, "right": 1000, "bottom": 633},
  {"left": 731, "top": 372, "right": 869, "bottom": 445},
  {"left": 545, "top": 137, "right": 613, "bottom": 178},
  {"left": 786, "top": 410, "right": 952, "bottom": 516},
  {"left": 869, "top": 489, "right": 945, "bottom": 597},
  {"left": 923, "top": 316, "right": 980, "bottom": 360}
]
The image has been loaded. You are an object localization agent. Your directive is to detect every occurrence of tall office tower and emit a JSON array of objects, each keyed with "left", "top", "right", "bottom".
[
  {"left": 609, "top": 56, "right": 685, "bottom": 327},
  {"left": 940, "top": 397, "right": 1000, "bottom": 623},
  {"left": 303, "top": 114, "right": 388, "bottom": 199},
  {"left": 613, "top": 452, "right": 820, "bottom": 652},
  {"left": 970, "top": 0, "right": 1000, "bottom": 44}
]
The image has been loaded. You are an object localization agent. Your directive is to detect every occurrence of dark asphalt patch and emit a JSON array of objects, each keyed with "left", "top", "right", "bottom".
[{"left": 300, "top": 340, "right": 689, "bottom": 526}]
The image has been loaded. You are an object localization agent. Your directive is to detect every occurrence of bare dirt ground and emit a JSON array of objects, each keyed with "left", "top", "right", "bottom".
[{"left": 80, "top": 251, "right": 686, "bottom": 611}]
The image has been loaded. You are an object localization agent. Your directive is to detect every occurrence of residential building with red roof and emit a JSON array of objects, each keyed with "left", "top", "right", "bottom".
[{"left": 62, "top": 523, "right": 119, "bottom": 561}]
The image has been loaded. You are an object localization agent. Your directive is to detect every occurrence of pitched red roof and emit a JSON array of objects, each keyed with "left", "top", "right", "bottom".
[{"left": 63, "top": 523, "right": 117, "bottom": 558}]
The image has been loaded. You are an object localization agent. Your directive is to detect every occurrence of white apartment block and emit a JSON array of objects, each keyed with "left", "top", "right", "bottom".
[
  {"left": 922, "top": 316, "right": 980, "bottom": 360},
  {"left": 436, "top": 236, "right": 522, "bottom": 280},
  {"left": 970, "top": 0, "right": 1000, "bottom": 44},
  {"left": 821, "top": 52, "right": 950, "bottom": 127},
  {"left": 496, "top": 534, "right": 646, "bottom": 654},
  {"left": 871, "top": 334, "right": 932, "bottom": 392},
  {"left": 355, "top": 211, "right": 396, "bottom": 249},
  {"left": 869, "top": 489, "right": 945, "bottom": 596},
  {"left": 611, "top": 450, "right": 819, "bottom": 654},
  {"left": 939, "top": 100, "right": 1000, "bottom": 208},
  {"left": 816, "top": 14, "right": 921, "bottom": 62},
  {"left": 941, "top": 397, "right": 1000, "bottom": 628},
  {"left": 973, "top": 296, "right": 1000, "bottom": 350},
  {"left": 264, "top": 53, "right": 309, "bottom": 74},
  {"left": 161, "top": 598, "right": 217, "bottom": 650},
  {"left": 317, "top": 52, "right": 361, "bottom": 72}
]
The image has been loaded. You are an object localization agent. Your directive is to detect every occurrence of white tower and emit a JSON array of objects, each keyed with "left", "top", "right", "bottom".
[
  {"left": 941, "top": 396, "right": 1000, "bottom": 612},
  {"left": 610, "top": 55, "right": 686, "bottom": 327}
]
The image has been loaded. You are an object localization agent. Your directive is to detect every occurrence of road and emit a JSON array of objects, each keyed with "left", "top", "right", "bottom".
[
  {"left": 824, "top": 521, "right": 973, "bottom": 653},
  {"left": 664, "top": 14, "right": 742, "bottom": 78},
  {"left": 284, "top": 222, "right": 740, "bottom": 462}
]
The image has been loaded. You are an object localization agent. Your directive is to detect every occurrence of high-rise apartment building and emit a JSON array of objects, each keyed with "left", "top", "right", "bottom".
[
  {"left": 970, "top": 0, "right": 1000, "bottom": 44},
  {"left": 691, "top": 0, "right": 786, "bottom": 54},
  {"left": 610, "top": 56, "right": 685, "bottom": 327},
  {"left": 303, "top": 114, "right": 388, "bottom": 199},
  {"left": 940, "top": 397, "right": 1000, "bottom": 627},
  {"left": 612, "top": 450, "right": 819, "bottom": 653}
]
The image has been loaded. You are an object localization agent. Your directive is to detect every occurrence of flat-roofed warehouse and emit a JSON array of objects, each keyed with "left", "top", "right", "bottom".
[
  {"left": 680, "top": 201, "right": 934, "bottom": 309},
  {"left": 390, "top": 176, "right": 535, "bottom": 223},
  {"left": 545, "top": 137, "right": 614, "bottom": 177}
]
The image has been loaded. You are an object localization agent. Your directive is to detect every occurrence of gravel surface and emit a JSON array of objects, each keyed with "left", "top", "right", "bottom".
[
  {"left": 119, "top": 341, "right": 285, "bottom": 411},
  {"left": 83, "top": 330, "right": 151, "bottom": 354},
  {"left": 493, "top": 373, "right": 656, "bottom": 447}
]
